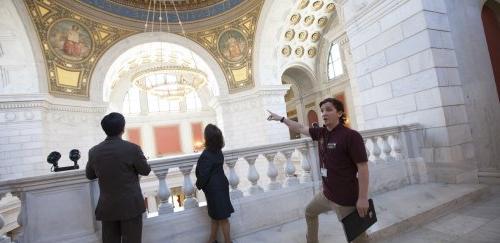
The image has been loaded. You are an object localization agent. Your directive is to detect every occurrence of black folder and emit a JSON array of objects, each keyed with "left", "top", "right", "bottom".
[{"left": 341, "top": 199, "right": 377, "bottom": 242}]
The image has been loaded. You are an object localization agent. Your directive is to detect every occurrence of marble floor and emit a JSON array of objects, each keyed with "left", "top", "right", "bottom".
[
  {"left": 234, "top": 184, "right": 500, "bottom": 243},
  {"left": 382, "top": 185, "right": 500, "bottom": 243}
]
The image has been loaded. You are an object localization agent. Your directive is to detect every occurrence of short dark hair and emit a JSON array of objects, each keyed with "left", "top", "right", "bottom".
[
  {"left": 204, "top": 124, "right": 224, "bottom": 151},
  {"left": 319, "top": 98, "right": 346, "bottom": 125},
  {"left": 101, "top": 112, "right": 125, "bottom": 137}
]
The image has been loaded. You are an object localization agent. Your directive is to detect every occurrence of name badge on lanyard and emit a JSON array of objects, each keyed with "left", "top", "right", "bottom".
[
  {"left": 321, "top": 168, "right": 327, "bottom": 177},
  {"left": 327, "top": 142, "right": 336, "bottom": 150}
]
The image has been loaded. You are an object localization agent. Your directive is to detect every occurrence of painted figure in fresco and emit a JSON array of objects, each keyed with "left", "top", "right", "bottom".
[
  {"left": 219, "top": 30, "right": 247, "bottom": 62},
  {"left": 63, "top": 25, "right": 82, "bottom": 57},
  {"left": 267, "top": 98, "right": 370, "bottom": 243}
]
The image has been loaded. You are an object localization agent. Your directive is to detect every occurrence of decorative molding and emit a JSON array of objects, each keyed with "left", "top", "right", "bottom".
[
  {"left": 0, "top": 66, "right": 9, "bottom": 88},
  {"left": 0, "top": 42, "right": 4, "bottom": 57},
  {"left": 0, "top": 100, "right": 107, "bottom": 113}
]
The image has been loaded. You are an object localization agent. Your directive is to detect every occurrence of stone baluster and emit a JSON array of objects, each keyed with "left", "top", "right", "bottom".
[
  {"left": 0, "top": 193, "right": 11, "bottom": 243},
  {"left": 364, "top": 138, "right": 372, "bottom": 162},
  {"left": 179, "top": 165, "right": 198, "bottom": 209},
  {"left": 226, "top": 157, "right": 243, "bottom": 199},
  {"left": 370, "top": 136, "right": 383, "bottom": 163},
  {"left": 245, "top": 154, "right": 264, "bottom": 194},
  {"left": 10, "top": 192, "right": 24, "bottom": 243},
  {"left": 298, "top": 148, "right": 312, "bottom": 182},
  {"left": 382, "top": 135, "right": 394, "bottom": 162},
  {"left": 391, "top": 133, "right": 404, "bottom": 160},
  {"left": 282, "top": 149, "right": 299, "bottom": 186},
  {"left": 264, "top": 152, "right": 281, "bottom": 190},
  {"left": 156, "top": 169, "right": 174, "bottom": 214}
]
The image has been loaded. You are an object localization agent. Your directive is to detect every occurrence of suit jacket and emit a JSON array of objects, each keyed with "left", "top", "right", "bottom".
[{"left": 86, "top": 136, "right": 151, "bottom": 221}]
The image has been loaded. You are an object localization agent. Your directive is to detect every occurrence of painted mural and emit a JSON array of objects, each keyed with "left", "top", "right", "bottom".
[
  {"left": 48, "top": 19, "right": 93, "bottom": 62},
  {"left": 218, "top": 29, "right": 248, "bottom": 63}
]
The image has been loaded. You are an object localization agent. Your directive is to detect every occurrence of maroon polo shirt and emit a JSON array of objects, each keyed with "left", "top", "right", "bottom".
[{"left": 309, "top": 124, "right": 368, "bottom": 206}]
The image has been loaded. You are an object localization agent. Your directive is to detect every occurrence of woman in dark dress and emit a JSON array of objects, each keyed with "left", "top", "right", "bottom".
[{"left": 195, "top": 124, "right": 234, "bottom": 243}]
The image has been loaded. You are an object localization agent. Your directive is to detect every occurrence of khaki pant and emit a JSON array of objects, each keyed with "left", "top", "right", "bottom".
[{"left": 305, "top": 192, "right": 368, "bottom": 243}]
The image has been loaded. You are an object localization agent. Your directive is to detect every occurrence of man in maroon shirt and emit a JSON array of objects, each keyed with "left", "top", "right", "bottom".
[{"left": 268, "top": 98, "right": 369, "bottom": 243}]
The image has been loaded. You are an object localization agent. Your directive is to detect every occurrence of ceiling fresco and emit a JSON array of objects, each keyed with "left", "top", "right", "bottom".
[
  {"left": 78, "top": 0, "right": 244, "bottom": 23},
  {"left": 106, "top": 0, "right": 225, "bottom": 11},
  {"left": 24, "top": 0, "right": 263, "bottom": 98}
]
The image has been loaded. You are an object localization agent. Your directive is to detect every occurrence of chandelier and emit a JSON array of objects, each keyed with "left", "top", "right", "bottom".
[{"left": 134, "top": 0, "right": 207, "bottom": 100}]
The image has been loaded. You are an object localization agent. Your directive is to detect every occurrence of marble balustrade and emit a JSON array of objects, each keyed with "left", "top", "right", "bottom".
[{"left": 0, "top": 124, "right": 425, "bottom": 243}]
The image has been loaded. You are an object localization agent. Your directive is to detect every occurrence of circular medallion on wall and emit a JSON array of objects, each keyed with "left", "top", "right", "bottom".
[
  {"left": 285, "top": 29, "right": 295, "bottom": 41},
  {"left": 317, "top": 16, "right": 328, "bottom": 27},
  {"left": 217, "top": 29, "right": 248, "bottom": 63},
  {"left": 308, "top": 47, "right": 317, "bottom": 57},
  {"left": 290, "top": 14, "right": 301, "bottom": 25},
  {"left": 304, "top": 15, "right": 315, "bottom": 26},
  {"left": 298, "top": 0, "right": 310, "bottom": 9},
  {"left": 326, "top": 3, "right": 336, "bottom": 12},
  {"left": 47, "top": 19, "right": 93, "bottom": 63},
  {"left": 282, "top": 45, "right": 291, "bottom": 57},
  {"left": 298, "top": 31, "right": 309, "bottom": 41},
  {"left": 311, "top": 32, "right": 321, "bottom": 42},
  {"left": 312, "top": 0, "right": 324, "bottom": 10},
  {"left": 295, "top": 46, "right": 304, "bottom": 57}
]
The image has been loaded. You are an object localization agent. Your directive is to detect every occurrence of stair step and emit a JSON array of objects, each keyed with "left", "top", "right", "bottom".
[{"left": 234, "top": 183, "right": 488, "bottom": 243}]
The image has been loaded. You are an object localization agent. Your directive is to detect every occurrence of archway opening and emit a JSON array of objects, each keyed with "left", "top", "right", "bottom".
[{"left": 102, "top": 42, "right": 220, "bottom": 158}]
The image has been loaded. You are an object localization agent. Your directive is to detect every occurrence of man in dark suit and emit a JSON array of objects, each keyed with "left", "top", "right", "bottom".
[{"left": 86, "top": 112, "right": 151, "bottom": 243}]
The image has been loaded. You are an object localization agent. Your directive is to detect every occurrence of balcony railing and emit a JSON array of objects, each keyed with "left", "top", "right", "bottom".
[{"left": 0, "top": 124, "right": 425, "bottom": 243}]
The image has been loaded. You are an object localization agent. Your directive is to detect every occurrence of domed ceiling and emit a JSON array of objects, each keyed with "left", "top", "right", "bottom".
[
  {"left": 106, "top": 0, "right": 225, "bottom": 11},
  {"left": 73, "top": 0, "right": 246, "bottom": 25}
]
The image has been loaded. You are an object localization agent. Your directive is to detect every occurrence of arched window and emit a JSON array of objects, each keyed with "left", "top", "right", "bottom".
[
  {"left": 123, "top": 85, "right": 141, "bottom": 114},
  {"left": 327, "top": 43, "right": 344, "bottom": 80},
  {"left": 186, "top": 92, "right": 202, "bottom": 111}
]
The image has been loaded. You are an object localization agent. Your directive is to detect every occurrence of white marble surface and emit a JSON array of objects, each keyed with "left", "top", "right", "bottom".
[{"left": 235, "top": 183, "right": 488, "bottom": 243}]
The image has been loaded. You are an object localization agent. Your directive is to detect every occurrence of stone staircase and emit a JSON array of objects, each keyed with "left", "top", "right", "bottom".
[{"left": 234, "top": 183, "right": 488, "bottom": 243}]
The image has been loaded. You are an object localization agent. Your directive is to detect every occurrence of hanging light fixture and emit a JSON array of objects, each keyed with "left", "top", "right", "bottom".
[{"left": 134, "top": 0, "right": 207, "bottom": 100}]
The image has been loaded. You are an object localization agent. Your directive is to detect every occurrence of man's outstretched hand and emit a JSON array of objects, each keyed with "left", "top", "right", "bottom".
[{"left": 266, "top": 110, "right": 282, "bottom": 121}]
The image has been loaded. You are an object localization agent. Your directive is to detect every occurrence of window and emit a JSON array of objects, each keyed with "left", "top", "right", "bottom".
[
  {"left": 327, "top": 43, "right": 344, "bottom": 79},
  {"left": 123, "top": 86, "right": 141, "bottom": 114},
  {"left": 148, "top": 94, "right": 181, "bottom": 113},
  {"left": 186, "top": 92, "right": 202, "bottom": 111}
]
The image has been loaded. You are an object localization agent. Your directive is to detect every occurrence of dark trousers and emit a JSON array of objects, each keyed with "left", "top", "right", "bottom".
[{"left": 101, "top": 214, "right": 143, "bottom": 243}]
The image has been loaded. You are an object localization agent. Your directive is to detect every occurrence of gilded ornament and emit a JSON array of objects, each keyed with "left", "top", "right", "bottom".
[
  {"left": 295, "top": 46, "right": 304, "bottom": 57},
  {"left": 298, "top": 31, "right": 308, "bottom": 41},
  {"left": 285, "top": 29, "right": 295, "bottom": 41},
  {"left": 312, "top": 0, "right": 324, "bottom": 10},
  {"left": 308, "top": 47, "right": 317, "bottom": 57},
  {"left": 298, "top": 0, "right": 309, "bottom": 9},
  {"left": 311, "top": 32, "right": 321, "bottom": 42},
  {"left": 317, "top": 16, "right": 328, "bottom": 27},
  {"left": 326, "top": 3, "right": 336, "bottom": 12},
  {"left": 282, "top": 45, "right": 291, "bottom": 57},
  {"left": 304, "top": 15, "right": 315, "bottom": 26},
  {"left": 290, "top": 14, "right": 301, "bottom": 25}
]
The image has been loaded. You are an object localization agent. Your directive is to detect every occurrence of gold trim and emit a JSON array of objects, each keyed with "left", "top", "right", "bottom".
[
  {"left": 295, "top": 47, "right": 304, "bottom": 57},
  {"left": 290, "top": 13, "right": 301, "bottom": 25},
  {"left": 312, "top": 0, "right": 324, "bottom": 10},
  {"left": 284, "top": 29, "right": 295, "bottom": 41},
  {"left": 282, "top": 45, "right": 291, "bottom": 57}
]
